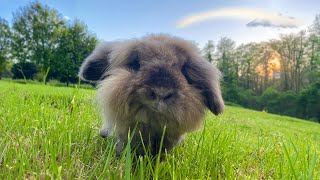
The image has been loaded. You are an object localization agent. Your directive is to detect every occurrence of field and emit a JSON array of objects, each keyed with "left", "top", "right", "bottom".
[{"left": 0, "top": 80, "right": 319, "bottom": 179}]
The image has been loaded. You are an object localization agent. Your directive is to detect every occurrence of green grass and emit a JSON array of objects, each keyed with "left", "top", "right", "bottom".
[{"left": 0, "top": 80, "right": 319, "bottom": 179}]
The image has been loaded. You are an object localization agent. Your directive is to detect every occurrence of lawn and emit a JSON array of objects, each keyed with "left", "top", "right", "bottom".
[{"left": 0, "top": 80, "right": 319, "bottom": 179}]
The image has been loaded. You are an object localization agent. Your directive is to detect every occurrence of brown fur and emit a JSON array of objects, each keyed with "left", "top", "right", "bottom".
[{"left": 79, "top": 34, "right": 224, "bottom": 155}]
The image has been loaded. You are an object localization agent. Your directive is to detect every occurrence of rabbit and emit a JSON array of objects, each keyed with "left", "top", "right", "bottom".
[{"left": 79, "top": 34, "right": 224, "bottom": 155}]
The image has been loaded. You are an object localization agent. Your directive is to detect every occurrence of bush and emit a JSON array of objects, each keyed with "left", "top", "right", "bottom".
[
  {"left": 259, "top": 87, "right": 280, "bottom": 113},
  {"left": 298, "top": 82, "right": 320, "bottom": 121},
  {"left": 222, "top": 82, "right": 240, "bottom": 103},
  {"left": 0, "top": 62, "right": 13, "bottom": 78},
  {"left": 11, "top": 62, "right": 38, "bottom": 80},
  {"left": 34, "top": 72, "right": 45, "bottom": 82},
  {"left": 277, "top": 91, "right": 298, "bottom": 116},
  {"left": 238, "top": 89, "right": 258, "bottom": 109}
]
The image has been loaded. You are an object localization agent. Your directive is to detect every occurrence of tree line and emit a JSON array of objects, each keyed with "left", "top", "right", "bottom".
[
  {"left": 202, "top": 15, "right": 320, "bottom": 122},
  {"left": 0, "top": 1, "right": 97, "bottom": 85},
  {"left": 0, "top": 2, "right": 319, "bottom": 121}
]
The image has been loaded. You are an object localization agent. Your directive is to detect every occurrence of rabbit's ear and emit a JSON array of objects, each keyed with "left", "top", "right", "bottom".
[
  {"left": 182, "top": 59, "right": 224, "bottom": 115},
  {"left": 79, "top": 42, "right": 114, "bottom": 82}
]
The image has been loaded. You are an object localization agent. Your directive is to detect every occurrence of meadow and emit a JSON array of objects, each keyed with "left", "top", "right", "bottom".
[{"left": 0, "top": 80, "right": 319, "bottom": 179}]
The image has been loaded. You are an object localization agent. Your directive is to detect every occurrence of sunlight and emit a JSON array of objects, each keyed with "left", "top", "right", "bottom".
[
  {"left": 256, "top": 51, "right": 281, "bottom": 79},
  {"left": 269, "top": 55, "right": 281, "bottom": 79}
]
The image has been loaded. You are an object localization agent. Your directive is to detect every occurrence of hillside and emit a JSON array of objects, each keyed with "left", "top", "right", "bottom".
[{"left": 0, "top": 80, "right": 319, "bottom": 179}]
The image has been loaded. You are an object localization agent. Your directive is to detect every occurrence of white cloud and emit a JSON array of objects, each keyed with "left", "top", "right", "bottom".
[
  {"left": 63, "top": 16, "right": 71, "bottom": 21},
  {"left": 246, "top": 14, "right": 301, "bottom": 28}
]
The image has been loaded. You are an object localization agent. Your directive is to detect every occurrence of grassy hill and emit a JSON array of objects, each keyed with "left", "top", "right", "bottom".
[{"left": 0, "top": 80, "right": 319, "bottom": 179}]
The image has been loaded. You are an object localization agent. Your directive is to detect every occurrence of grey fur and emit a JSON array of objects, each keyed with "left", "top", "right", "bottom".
[{"left": 79, "top": 34, "right": 224, "bottom": 155}]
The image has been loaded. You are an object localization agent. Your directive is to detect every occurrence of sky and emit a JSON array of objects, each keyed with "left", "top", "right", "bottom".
[{"left": 0, "top": 0, "right": 319, "bottom": 47}]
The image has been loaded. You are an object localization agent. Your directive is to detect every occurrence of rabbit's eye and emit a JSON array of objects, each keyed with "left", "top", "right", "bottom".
[{"left": 128, "top": 56, "right": 140, "bottom": 71}]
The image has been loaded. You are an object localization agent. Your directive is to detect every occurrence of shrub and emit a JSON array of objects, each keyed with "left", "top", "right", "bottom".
[
  {"left": 238, "top": 89, "right": 258, "bottom": 109},
  {"left": 259, "top": 87, "right": 280, "bottom": 113},
  {"left": 11, "top": 62, "right": 38, "bottom": 80},
  {"left": 277, "top": 91, "right": 298, "bottom": 116},
  {"left": 298, "top": 82, "right": 320, "bottom": 121},
  {"left": 0, "top": 62, "right": 13, "bottom": 78}
]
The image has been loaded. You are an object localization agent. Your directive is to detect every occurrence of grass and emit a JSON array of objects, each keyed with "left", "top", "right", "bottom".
[
  {"left": 0, "top": 80, "right": 319, "bottom": 179},
  {"left": 1, "top": 78, "right": 95, "bottom": 89}
]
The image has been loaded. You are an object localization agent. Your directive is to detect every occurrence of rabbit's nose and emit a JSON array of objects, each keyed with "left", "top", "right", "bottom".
[{"left": 148, "top": 88, "right": 176, "bottom": 101}]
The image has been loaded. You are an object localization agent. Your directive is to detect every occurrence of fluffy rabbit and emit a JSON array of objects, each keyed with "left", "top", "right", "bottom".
[{"left": 79, "top": 34, "right": 224, "bottom": 155}]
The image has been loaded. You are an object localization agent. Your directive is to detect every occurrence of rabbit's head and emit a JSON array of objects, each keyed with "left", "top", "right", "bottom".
[{"left": 79, "top": 34, "right": 224, "bottom": 145}]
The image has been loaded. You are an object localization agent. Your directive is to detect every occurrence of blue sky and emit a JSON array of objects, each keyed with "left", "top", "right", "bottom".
[{"left": 0, "top": 0, "right": 319, "bottom": 47}]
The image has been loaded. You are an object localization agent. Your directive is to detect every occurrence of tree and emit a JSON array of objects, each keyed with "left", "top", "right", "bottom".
[
  {"left": 235, "top": 43, "right": 261, "bottom": 91},
  {"left": 298, "top": 82, "right": 320, "bottom": 122},
  {"left": 202, "top": 40, "right": 215, "bottom": 63},
  {"left": 273, "top": 31, "right": 307, "bottom": 92},
  {"left": 11, "top": 1, "right": 65, "bottom": 79},
  {"left": 215, "top": 37, "right": 239, "bottom": 102},
  {"left": 307, "top": 14, "right": 320, "bottom": 83},
  {"left": 310, "top": 14, "right": 320, "bottom": 36},
  {"left": 53, "top": 20, "right": 97, "bottom": 85},
  {"left": 216, "top": 37, "right": 236, "bottom": 78},
  {"left": 0, "top": 17, "right": 11, "bottom": 78}
]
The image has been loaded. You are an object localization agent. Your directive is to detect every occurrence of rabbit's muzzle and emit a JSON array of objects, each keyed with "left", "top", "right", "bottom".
[{"left": 136, "top": 66, "right": 180, "bottom": 112}]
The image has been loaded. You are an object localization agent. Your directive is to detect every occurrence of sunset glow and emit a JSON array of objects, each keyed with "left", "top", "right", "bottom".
[{"left": 256, "top": 51, "right": 281, "bottom": 79}]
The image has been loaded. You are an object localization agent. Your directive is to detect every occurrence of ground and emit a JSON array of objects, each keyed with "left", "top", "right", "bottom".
[{"left": 0, "top": 80, "right": 319, "bottom": 179}]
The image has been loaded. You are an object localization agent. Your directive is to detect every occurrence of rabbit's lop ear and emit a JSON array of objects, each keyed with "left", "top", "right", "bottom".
[
  {"left": 182, "top": 59, "right": 224, "bottom": 115},
  {"left": 79, "top": 42, "right": 114, "bottom": 82}
]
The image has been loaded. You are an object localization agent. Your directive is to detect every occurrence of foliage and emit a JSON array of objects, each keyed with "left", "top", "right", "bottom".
[
  {"left": 298, "top": 82, "right": 320, "bottom": 122},
  {"left": 53, "top": 20, "right": 97, "bottom": 85},
  {"left": 11, "top": 2, "right": 65, "bottom": 70},
  {"left": 202, "top": 40, "right": 215, "bottom": 63},
  {"left": 9, "top": 1, "right": 97, "bottom": 84},
  {"left": 238, "top": 89, "right": 257, "bottom": 109},
  {"left": 0, "top": 17, "right": 11, "bottom": 77},
  {"left": 233, "top": 84, "right": 320, "bottom": 122},
  {"left": 0, "top": 61, "right": 13, "bottom": 78},
  {"left": 259, "top": 87, "right": 280, "bottom": 113},
  {"left": 216, "top": 37, "right": 236, "bottom": 77},
  {"left": 201, "top": 14, "right": 320, "bottom": 122},
  {"left": 11, "top": 62, "right": 38, "bottom": 80}
]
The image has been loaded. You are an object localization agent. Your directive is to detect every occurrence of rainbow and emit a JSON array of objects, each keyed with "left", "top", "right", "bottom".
[{"left": 176, "top": 8, "right": 303, "bottom": 29}]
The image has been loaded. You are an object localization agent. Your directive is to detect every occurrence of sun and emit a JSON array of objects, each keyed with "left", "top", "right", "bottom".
[
  {"left": 256, "top": 51, "right": 281, "bottom": 79},
  {"left": 269, "top": 56, "right": 281, "bottom": 71}
]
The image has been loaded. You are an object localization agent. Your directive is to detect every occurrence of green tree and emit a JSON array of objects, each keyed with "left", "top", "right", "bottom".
[
  {"left": 216, "top": 37, "right": 236, "bottom": 76},
  {"left": 298, "top": 82, "right": 320, "bottom": 122},
  {"left": 54, "top": 20, "right": 97, "bottom": 85},
  {"left": 202, "top": 40, "right": 215, "bottom": 63},
  {"left": 235, "top": 43, "right": 261, "bottom": 91},
  {"left": 0, "top": 17, "right": 11, "bottom": 78},
  {"left": 271, "top": 31, "right": 307, "bottom": 92},
  {"left": 310, "top": 14, "right": 320, "bottom": 36},
  {"left": 11, "top": 1, "right": 65, "bottom": 79},
  {"left": 215, "top": 37, "right": 240, "bottom": 102},
  {"left": 307, "top": 14, "right": 320, "bottom": 83}
]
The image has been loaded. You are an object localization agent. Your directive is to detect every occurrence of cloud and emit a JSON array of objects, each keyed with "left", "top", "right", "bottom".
[
  {"left": 63, "top": 16, "right": 71, "bottom": 21},
  {"left": 246, "top": 15, "right": 300, "bottom": 28},
  {"left": 176, "top": 8, "right": 303, "bottom": 29}
]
